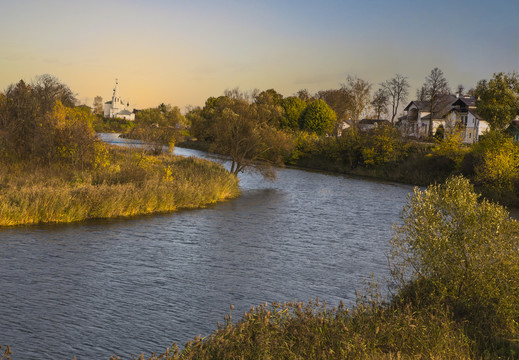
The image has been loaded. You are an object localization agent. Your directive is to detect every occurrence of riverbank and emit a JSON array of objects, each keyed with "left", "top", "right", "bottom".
[
  {"left": 177, "top": 137, "right": 519, "bottom": 208},
  {"left": 0, "top": 146, "right": 239, "bottom": 226}
]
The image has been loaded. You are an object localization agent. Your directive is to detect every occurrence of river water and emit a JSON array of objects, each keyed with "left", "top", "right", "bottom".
[{"left": 0, "top": 134, "right": 414, "bottom": 359}]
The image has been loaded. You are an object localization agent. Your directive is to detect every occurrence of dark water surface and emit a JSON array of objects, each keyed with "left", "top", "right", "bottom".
[{"left": 0, "top": 134, "right": 414, "bottom": 359}]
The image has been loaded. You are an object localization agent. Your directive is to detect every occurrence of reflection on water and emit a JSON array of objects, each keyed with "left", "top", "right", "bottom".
[{"left": 0, "top": 135, "right": 414, "bottom": 359}]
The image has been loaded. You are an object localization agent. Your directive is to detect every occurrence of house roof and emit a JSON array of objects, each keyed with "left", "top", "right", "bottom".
[
  {"left": 468, "top": 109, "right": 483, "bottom": 120},
  {"left": 403, "top": 101, "right": 429, "bottom": 111},
  {"left": 405, "top": 95, "right": 469, "bottom": 121},
  {"left": 453, "top": 96, "right": 476, "bottom": 107},
  {"left": 117, "top": 109, "right": 133, "bottom": 116}
]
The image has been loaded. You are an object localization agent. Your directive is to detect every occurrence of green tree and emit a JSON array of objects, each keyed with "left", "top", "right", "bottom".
[
  {"left": 391, "top": 176, "right": 519, "bottom": 342},
  {"left": 298, "top": 99, "right": 337, "bottom": 135},
  {"left": 279, "top": 96, "right": 307, "bottom": 130},
  {"left": 361, "top": 125, "right": 407, "bottom": 166},
  {"left": 430, "top": 127, "right": 467, "bottom": 170},
  {"left": 253, "top": 88, "right": 283, "bottom": 106},
  {"left": 206, "top": 97, "right": 293, "bottom": 178},
  {"left": 46, "top": 101, "right": 105, "bottom": 169},
  {"left": 130, "top": 105, "right": 185, "bottom": 154},
  {"left": 1, "top": 80, "right": 42, "bottom": 160},
  {"left": 475, "top": 72, "right": 519, "bottom": 131},
  {"left": 252, "top": 89, "right": 284, "bottom": 128}
]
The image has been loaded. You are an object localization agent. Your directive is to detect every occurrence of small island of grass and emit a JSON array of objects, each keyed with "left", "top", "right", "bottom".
[
  {"left": 0, "top": 146, "right": 239, "bottom": 226},
  {"left": 0, "top": 76, "right": 239, "bottom": 227}
]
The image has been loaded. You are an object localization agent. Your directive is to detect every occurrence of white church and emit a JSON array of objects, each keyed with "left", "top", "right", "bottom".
[{"left": 103, "top": 79, "right": 135, "bottom": 121}]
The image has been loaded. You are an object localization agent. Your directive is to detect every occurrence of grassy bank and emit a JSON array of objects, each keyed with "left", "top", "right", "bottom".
[{"left": 0, "top": 146, "right": 239, "bottom": 226}]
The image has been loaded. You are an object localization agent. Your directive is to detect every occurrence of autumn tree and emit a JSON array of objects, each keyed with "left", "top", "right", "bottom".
[
  {"left": 45, "top": 101, "right": 103, "bottom": 169},
  {"left": 475, "top": 72, "right": 519, "bottom": 131},
  {"left": 204, "top": 96, "right": 293, "bottom": 178},
  {"left": 471, "top": 131, "right": 519, "bottom": 199},
  {"left": 130, "top": 104, "right": 185, "bottom": 154},
  {"left": 0, "top": 76, "right": 103, "bottom": 167},
  {"left": 421, "top": 68, "right": 451, "bottom": 137},
  {"left": 381, "top": 74, "right": 410, "bottom": 123}
]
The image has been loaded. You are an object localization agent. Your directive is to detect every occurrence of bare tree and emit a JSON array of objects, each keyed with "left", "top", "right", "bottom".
[
  {"left": 295, "top": 89, "right": 313, "bottom": 102},
  {"left": 33, "top": 74, "right": 77, "bottom": 112},
  {"left": 421, "top": 68, "right": 451, "bottom": 137},
  {"left": 316, "top": 88, "right": 351, "bottom": 122},
  {"left": 381, "top": 74, "right": 409, "bottom": 123},
  {"left": 341, "top": 75, "right": 372, "bottom": 123},
  {"left": 416, "top": 86, "right": 427, "bottom": 101},
  {"left": 371, "top": 88, "right": 389, "bottom": 119}
]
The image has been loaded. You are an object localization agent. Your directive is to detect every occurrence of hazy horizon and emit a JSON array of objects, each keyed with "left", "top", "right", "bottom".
[{"left": 1, "top": 0, "right": 517, "bottom": 110}]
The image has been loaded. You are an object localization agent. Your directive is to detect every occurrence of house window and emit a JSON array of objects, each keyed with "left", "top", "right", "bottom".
[{"left": 461, "top": 115, "right": 468, "bottom": 126}]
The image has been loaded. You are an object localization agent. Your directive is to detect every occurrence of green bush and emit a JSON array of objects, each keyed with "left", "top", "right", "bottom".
[
  {"left": 391, "top": 176, "right": 519, "bottom": 349},
  {"left": 298, "top": 99, "right": 337, "bottom": 135}
]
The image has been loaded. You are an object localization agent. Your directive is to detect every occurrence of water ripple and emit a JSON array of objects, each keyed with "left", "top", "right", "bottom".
[{"left": 0, "top": 145, "right": 413, "bottom": 359}]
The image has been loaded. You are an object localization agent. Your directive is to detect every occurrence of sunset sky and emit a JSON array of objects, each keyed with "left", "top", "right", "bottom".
[{"left": 0, "top": 0, "right": 517, "bottom": 111}]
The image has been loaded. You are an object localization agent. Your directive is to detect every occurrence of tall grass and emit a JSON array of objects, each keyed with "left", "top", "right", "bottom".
[
  {"left": 0, "top": 146, "right": 239, "bottom": 226},
  {"left": 117, "top": 299, "right": 473, "bottom": 360}
]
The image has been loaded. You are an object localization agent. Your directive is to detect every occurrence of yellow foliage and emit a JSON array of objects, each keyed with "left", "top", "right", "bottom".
[
  {"left": 475, "top": 140, "right": 519, "bottom": 192},
  {"left": 163, "top": 165, "right": 174, "bottom": 182},
  {"left": 430, "top": 131, "right": 467, "bottom": 168}
]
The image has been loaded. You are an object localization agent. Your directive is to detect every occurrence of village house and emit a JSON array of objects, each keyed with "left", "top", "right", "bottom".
[
  {"left": 103, "top": 79, "right": 135, "bottom": 121},
  {"left": 397, "top": 93, "right": 489, "bottom": 144}
]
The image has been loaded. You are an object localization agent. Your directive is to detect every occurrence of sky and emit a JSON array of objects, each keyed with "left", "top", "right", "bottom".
[{"left": 0, "top": 0, "right": 518, "bottom": 111}]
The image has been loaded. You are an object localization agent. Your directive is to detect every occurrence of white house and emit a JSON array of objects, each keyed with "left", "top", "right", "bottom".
[
  {"left": 103, "top": 79, "right": 135, "bottom": 121},
  {"left": 444, "top": 97, "right": 488, "bottom": 143},
  {"left": 398, "top": 94, "right": 489, "bottom": 143}
]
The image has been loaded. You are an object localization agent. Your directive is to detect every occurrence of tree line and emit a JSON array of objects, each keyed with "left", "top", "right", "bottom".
[{"left": 0, "top": 74, "right": 103, "bottom": 169}]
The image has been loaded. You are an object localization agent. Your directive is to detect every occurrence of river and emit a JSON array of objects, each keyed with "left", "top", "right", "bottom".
[{"left": 0, "top": 134, "right": 414, "bottom": 359}]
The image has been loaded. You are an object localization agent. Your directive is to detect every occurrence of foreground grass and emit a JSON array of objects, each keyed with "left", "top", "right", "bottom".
[
  {"left": 133, "top": 300, "right": 473, "bottom": 360},
  {"left": 0, "top": 146, "right": 239, "bottom": 226}
]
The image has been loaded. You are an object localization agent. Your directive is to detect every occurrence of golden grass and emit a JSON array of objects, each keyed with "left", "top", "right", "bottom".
[
  {"left": 120, "top": 300, "right": 474, "bottom": 360},
  {"left": 0, "top": 146, "right": 239, "bottom": 226}
]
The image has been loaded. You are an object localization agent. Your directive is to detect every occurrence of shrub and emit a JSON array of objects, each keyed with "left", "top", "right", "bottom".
[
  {"left": 391, "top": 176, "right": 519, "bottom": 347},
  {"left": 298, "top": 99, "right": 337, "bottom": 135}
]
